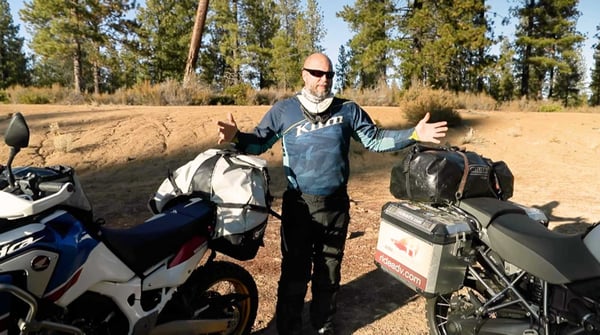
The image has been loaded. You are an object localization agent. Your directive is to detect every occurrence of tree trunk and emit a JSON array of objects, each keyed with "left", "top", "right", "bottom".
[
  {"left": 183, "top": 0, "right": 210, "bottom": 85},
  {"left": 93, "top": 61, "right": 100, "bottom": 95},
  {"left": 73, "top": 41, "right": 82, "bottom": 92},
  {"left": 93, "top": 44, "right": 100, "bottom": 95},
  {"left": 520, "top": 0, "right": 535, "bottom": 98}
]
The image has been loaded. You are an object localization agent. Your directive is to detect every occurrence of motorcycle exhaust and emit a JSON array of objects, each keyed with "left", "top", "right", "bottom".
[
  {"left": 149, "top": 319, "right": 231, "bottom": 335},
  {"left": 449, "top": 317, "right": 538, "bottom": 335}
]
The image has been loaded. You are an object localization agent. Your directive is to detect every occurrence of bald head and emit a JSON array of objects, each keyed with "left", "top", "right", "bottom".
[{"left": 303, "top": 53, "right": 333, "bottom": 72}]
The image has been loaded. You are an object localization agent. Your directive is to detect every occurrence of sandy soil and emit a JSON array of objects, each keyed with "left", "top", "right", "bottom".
[{"left": 0, "top": 104, "right": 598, "bottom": 334}]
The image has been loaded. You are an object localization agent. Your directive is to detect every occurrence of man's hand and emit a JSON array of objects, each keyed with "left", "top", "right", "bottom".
[
  {"left": 415, "top": 112, "right": 448, "bottom": 144},
  {"left": 216, "top": 112, "right": 239, "bottom": 144}
]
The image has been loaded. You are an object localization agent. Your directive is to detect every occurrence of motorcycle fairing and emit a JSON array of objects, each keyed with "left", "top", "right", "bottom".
[
  {"left": 143, "top": 236, "right": 209, "bottom": 290},
  {"left": 40, "top": 211, "right": 98, "bottom": 292},
  {"left": 99, "top": 198, "right": 214, "bottom": 275},
  {"left": 0, "top": 223, "right": 61, "bottom": 297},
  {"left": 52, "top": 242, "right": 135, "bottom": 306},
  {"left": 487, "top": 212, "right": 600, "bottom": 284}
]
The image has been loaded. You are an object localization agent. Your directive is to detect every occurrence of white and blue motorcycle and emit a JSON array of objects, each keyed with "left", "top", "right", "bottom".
[{"left": 0, "top": 112, "right": 258, "bottom": 334}]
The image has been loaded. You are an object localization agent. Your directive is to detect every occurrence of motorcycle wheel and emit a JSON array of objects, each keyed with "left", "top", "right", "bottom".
[
  {"left": 161, "top": 260, "right": 258, "bottom": 335},
  {"left": 425, "top": 287, "right": 487, "bottom": 335}
]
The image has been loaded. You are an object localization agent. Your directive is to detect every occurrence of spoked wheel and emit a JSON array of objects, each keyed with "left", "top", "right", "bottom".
[
  {"left": 425, "top": 287, "right": 488, "bottom": 335},
  {"left": 160, "top": 260, "right": 258, "bottom": 335}
]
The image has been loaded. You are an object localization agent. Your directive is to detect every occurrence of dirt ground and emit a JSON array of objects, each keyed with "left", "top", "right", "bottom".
[{"left": 0, "top": 104, "right": 599, "bottom": 335}]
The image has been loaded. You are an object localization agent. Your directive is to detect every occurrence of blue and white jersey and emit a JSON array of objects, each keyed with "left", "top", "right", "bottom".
[{"left": 236, "top": 97, "right": 416, "bottom": 196}]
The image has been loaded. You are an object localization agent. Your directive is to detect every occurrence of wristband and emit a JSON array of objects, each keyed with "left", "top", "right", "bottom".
[{"left": 409, "top": 129, "right": 419, "bottom": 141}]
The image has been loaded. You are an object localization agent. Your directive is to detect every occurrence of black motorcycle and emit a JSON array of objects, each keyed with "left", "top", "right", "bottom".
[{"left": 375, "top": 197, "right": 600, "bottom": 335}]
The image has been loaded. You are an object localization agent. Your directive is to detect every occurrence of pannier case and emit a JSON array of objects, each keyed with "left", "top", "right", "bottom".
[{"left": 375, "top": 201, "right": 473, "bottom": 296}]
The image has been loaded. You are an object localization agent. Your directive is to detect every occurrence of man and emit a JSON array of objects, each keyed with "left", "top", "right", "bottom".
[{"left": 217, "top": 52, "right": 447, "bottom": 335}]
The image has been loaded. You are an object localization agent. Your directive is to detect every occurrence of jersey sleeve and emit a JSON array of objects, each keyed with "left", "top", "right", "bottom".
[
  {"left": 234, "top": 104, "right": 284, "bottom": 155},
  {"left": 350, "top": 103, "right": 416, "bottom": 152}
]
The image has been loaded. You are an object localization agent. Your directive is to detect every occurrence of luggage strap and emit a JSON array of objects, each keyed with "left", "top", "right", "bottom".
[{"left": 455, "top": 150, "right": 469, "bottom": 200}]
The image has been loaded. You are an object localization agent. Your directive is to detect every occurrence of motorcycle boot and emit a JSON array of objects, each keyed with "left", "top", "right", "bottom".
[{"left": 275, "top": 281, "right": 308, "bottom": 335}]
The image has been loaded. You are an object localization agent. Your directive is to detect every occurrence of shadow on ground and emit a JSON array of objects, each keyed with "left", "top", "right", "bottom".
[{"left": 253, "top": 269, "right": 418, "bottom": 334}]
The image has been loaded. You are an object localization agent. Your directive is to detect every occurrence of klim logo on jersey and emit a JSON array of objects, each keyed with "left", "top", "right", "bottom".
[{"left": 296, "top": 116, "right": 343, "bottom": 136}]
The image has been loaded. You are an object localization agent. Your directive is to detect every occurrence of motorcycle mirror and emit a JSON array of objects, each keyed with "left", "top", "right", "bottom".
[
  {"left": 4, "top": 112, "right": 29, "bottom": 188},
  {"left": 4, "top": 112, "right": 30, "bottom": 149}
]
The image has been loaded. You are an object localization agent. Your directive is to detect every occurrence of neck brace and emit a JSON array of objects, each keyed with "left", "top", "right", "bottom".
[{"left": 297, "top": 88, "right": 334, "bottom": 114}]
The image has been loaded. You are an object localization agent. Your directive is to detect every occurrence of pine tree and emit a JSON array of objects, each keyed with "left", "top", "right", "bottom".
[
  {"left": 20, "top": 0, "right": 82, "bottom": 90},
  {"left": 487, "top": 38, "right": 517, "bottom": 102},
  {"left": 337, "top": 0, "right": 396, "bottom": 89},
  {"left": 270, "top": 30, "right": 300, "bottom": 90},
  {"left": 513, "top": 0, "right": 584, "bottom": 102},
  {"left": 82, "top": 0, "right": 136, "bottom": 94},
  {"left": 195, "top": 1, "right": 228, "bottom": 87},
  {"left": 21, "top": 0, "right": 134, "bottom": 92},
  {"left": 241, "top": 0, "right": 279, "bottom": 88},
  {"left": 300, "top": 0, "right": 325, "bottom": 54},
  {"left": 589, "top": 25, "right": 600, "bottom": 106},
  {"left": 397, "top": 0, "right": 493, "bottom": 92},
  {"left": 334, "top": 44, "right": 351, "bottom": 93},
  {"left": 0, "top": 0, "right": 29, "bottom": 89},
  {"left": 268, "top": 0, "right": 304, "bottom": 90},
  {"left": 135, "top": 0, "right": 197, "bottom": 83}
]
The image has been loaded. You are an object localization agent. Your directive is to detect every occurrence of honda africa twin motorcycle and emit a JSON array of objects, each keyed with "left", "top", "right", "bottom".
[
  {"left": 376, "top": 196, "right": 600, "bottom": 335},
  {"left": 0, "top": 112, "right": 259, "bottom": 334}
]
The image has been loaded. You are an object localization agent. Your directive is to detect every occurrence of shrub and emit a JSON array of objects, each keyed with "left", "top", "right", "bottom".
[
  {"left": 251, "top": 89, "right": 279, "bottom": 105},
  {"left": 189, "top": 89, "right": 213, "bottom": 105},
  {"left": 400, "top": 86, "right": 462, "bottom": 127},
  {"left": 159, "top": 79, "right": 193, "bottom": 106},
  {"left": 209, "top": 95, "right": 235, "bottom": 105},
  {"left": 339, "top": 81, "right": 399, "bottom": 106},
  {"left": 59, "top": 90, "right": 87, "bottom": 105},
  {"left": 538, "top": 104, "right": 563, "bottom": 113},
  {"left": 224, "top": 83, "right": 252, "bottom": 105},
  {"left": 249, "top": 88, "right": 295, "bottom": 105},
  {"left": 0, "top": 91, "right": 8, "bottom": 103},
  {"left": 456, "top": 92, "right": 498, "bottom": 111},
  {"left": 15, "top": 90, "right": 51, "bottom": 104},
  {"left": 111, "top": 81, "right": 162, "bottom": 105}
]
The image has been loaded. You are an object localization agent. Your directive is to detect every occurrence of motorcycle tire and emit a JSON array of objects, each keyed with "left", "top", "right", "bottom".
[
  {"left": 425, "top": 288, "right": 487, "bottom": 335},
  {"left": 160, "top": 260, "right": 259, "bottom": 335}
]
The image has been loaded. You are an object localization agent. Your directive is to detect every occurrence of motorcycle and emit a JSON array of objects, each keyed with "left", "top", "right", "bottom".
[
  {"left": 0, "top": 112, "right": 259, "bottom": 334},
  {"left": 375, "top": 193, "right": 600, "bottom": 335}
]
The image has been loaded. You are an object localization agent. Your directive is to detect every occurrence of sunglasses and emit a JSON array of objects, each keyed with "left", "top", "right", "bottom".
[{"left": 303, "top": 68, "right": 335, "bottom": 79}]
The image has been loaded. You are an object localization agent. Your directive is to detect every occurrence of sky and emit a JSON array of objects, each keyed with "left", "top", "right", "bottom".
[{"left": 7, "top": 0, "right": 600, "bottom": 85}]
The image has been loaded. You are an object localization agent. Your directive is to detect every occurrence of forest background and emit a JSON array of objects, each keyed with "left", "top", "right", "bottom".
[{"left": 2, "top": 0, "right": 600, "bottom": 113}]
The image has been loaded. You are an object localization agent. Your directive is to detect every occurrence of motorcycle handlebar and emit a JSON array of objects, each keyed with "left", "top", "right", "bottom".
[{"left": 38, "top": 182, "right": 71, "bottom": 194}]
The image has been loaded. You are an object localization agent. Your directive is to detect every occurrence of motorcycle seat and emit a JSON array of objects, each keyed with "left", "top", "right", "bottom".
[
  {"left": 457, "top": 197, "right": 526, "bottom": 228},
  {"left": 489, "top": 212, "right": 600, "bottom": 284},
  {"left": 98, "top": 197, "right": 214, "bottom": 274}
]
